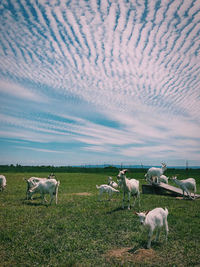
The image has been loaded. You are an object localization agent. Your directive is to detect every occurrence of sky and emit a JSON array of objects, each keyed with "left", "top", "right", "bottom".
[{"left": 0, "top": 0, "right": 200, "bottom": 167}]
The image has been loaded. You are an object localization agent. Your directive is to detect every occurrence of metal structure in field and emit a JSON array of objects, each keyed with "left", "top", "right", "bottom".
[{"left": 142, "top": 182, "right": 200, "bottom": 199}]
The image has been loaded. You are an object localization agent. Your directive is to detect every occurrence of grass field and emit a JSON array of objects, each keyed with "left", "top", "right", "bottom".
[{"left": 0, "top": 169, "right": 200, "bottom": 266}]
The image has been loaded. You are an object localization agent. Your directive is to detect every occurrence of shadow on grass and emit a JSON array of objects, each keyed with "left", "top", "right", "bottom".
[
  {"left": 22, "top": 200, "right": 49, "bottom": 207},
  {"left": 127, "top": 242, "right": 146, "bottom": 253},
  {"left": 106, "top": 206, "right": 124, "bottom": 214},
  {"left": 21, "top": 196, "right": 42, "bottom": 201}
]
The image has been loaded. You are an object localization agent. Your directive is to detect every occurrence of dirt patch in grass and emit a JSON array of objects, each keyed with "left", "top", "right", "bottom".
[
  {"left": 106, "top": 247, "right": 160, "bottom": 264},
  {"left": 175, "top": 196, "right": 184, "bottom": 200},
  {"left": 70, "top": 192, "right": 92, "bottom": 196}
]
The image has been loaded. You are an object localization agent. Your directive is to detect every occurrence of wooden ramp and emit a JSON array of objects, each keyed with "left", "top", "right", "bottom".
[{"left": 142, "top": 182, "right": 200, "bottom": 199}]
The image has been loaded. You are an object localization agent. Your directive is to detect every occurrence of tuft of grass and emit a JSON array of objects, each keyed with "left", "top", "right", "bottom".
[{"left": 0, "top": 170, "right": 200, "bottom": 266}]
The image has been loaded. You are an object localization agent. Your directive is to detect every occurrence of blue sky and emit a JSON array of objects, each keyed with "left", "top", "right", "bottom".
[{"left": 0, "top": 0, "right": 200, "bottom": 167}]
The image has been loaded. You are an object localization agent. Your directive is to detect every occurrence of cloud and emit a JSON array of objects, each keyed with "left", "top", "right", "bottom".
[
  {"left": 15, "top": 146, "right": 67, "bottom": 154},
  {"left": 0, "top": 80, "right": 48, "bottom": 102},
  {"left": 0, "top": 0, "right": 200, "bottom": 166}
]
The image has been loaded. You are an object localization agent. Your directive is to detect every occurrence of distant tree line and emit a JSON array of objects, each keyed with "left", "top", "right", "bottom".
[
  {"left": 0, "top": 164, "right": 197, "bottom": 174},
  {"left": 0, "top": 164, "right": 121, "bottom": 174}
]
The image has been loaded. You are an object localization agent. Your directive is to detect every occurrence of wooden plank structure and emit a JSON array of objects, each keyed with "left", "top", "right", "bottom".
[{"left": 142, "top": 182, "right": 200, "bottom": 199}]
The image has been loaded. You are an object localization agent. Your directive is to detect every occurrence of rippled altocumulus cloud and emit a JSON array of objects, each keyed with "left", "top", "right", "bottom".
[{"left": 0, "top": 0, "right": 199, "bottom": 166}]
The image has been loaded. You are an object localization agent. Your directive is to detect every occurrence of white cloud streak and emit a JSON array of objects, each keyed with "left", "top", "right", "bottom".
[
  {"left": 0, "top": 0, "right": 199, "bottom": 165},
  {"left": 0, "top": 80, "right": 47, "bottom": 102}
]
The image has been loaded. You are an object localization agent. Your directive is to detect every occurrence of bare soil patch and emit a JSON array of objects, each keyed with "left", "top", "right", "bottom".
[
  {"left": 176, "top": 196, "right": 184, "bottom": 200},
  {"left": 106, "top": 247, "right": 160, "bottom": 264}
]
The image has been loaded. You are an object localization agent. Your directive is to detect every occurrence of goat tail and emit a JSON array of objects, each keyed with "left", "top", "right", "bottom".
[
  {"left": 194, "top": 183, "right": 197, "bottom": 193},
  {"left": 96, "top": 185, "right": 100, "bottom": 189},
  {"left": 164, "top": 207, "right": 168, "bottom": 216},
  {"left": 56, "top": 180, "right": 60, "bottom": 194},
  {"left": 55, "top": 181, "right": 60, "bottom": 205}
]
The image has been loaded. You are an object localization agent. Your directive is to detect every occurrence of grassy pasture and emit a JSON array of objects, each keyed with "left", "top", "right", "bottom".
[{"left": 0, "top": 169, "right": 200, "bottom": 266}]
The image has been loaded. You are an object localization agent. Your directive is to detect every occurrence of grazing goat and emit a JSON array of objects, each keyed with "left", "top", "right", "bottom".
[
  {"left": 25, "top": 177, "right": 48, "bottom": 199},
  {"left": 117, "top": 169, "right": 140, "bottom": 210},
  {"left": 27, "top": 179, "right": 60, "bottom": 205},
  {"left": 145, "top": 163, "right": 167, "bottom": 184},
  {"left": 0, "top": 175, "right": 6, "bottom": 191},
  {"left": 108, "top": 176, "right": 118, "bottom": 189},
  {"left": 135, "top": 207, "right": 169, "bottom": 249},
  {"left": 96, "top": 184, "right": 119, "bottom": 201},
  {"left": 171, "top": 176, "right": 196, "bottom": 199}
]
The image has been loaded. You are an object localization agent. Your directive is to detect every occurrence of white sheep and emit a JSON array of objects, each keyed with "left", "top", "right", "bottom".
[
  {"left": 135, "top": 207, "right": 169, "bottom": 249},
  {"left": 145, "top": 163, "right": 167, "bottom": 184},
  {"left": 27, "top": 179, "right": 60, "bottom": 205},
  {"left": 117, "top": 169, "right": 140, "bottom": 210},
  {"left": 107, "top": 176, "right": 118, "bottom": 189},
  {"left": 0, "top": 175, "right": 6, "bottom": 191},
  {"left": 96, "top": 184, "right": 119, "bottom": 201},
  {"left": 159, "top": 175, "right": 169, "bottom": 184},
  {"left": 171, "top": 176, "right": 196, "bottom": 199}
]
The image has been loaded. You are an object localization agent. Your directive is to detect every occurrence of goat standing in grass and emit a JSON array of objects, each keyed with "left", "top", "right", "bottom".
[
  {"left": 96, "top": 184, "right": 119, "bottom": 201},
  {"left": 25, "top": 177, "right": 48, "bottom": 200},
  {"left": 135, "top": 207, "right": 169, "bottom": 249},
  {"left": 0, "top": 175, "right": 6, "bottom": 191},
  {"left": 171, "top": 176, "right": 196, "bottom": 199},
  {"left": 27, "top": 179, "right": 60, "bottom": 205},
  {"left": 145, "top": 163, "right": 167, "bottom": 184},
  {"left": 117, "top": 169, "right": 140, "bottom": 210}
]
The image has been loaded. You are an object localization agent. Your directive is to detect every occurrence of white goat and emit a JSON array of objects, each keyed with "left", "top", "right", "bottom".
[
  {"left": 27, "top": 179, "right": 60, "bottom": 205},
  {"left": 159, "top": 175, "right": 169, "bottom": 184},
  {"left": 48, "top": 173, "right": 55, "bottom": 179},
  {"left": 96, "top": 184, "right": 119, "bottom": 201},
  {"left": 25, "top": 177, "right": 48, "bottom": 199},
  {"left": 171, "top": 176, "right": 196, "bottom": 199},
  {"left": 135, "top": 207, "right": 169, "bottom": 249},
  {"left": 145, "top": 163, "right": 167, "bottom": 184},
  {"left": 107, "top": 176, "right": 118, "bottom": 189},
  {"left": 0, "top": 175, "right": 6, "bottom": 191},
  {"left": 117, "top": 169, "right": 140, "bottom": 210},
  {"left": 117, "top": 178, "right": 124, "bottom": 189}
]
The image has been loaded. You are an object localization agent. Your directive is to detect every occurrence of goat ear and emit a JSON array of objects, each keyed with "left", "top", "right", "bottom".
[
  {"left": 134, "top": 211, "right": 139, "bottom": 215},
  {"left": 145, "top": 210, "right": 150, "bottom": 215}
]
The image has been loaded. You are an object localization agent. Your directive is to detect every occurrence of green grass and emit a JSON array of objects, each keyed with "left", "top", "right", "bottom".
[{"left": 0, "top": 170, "right": 200, "bottom": 266}]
